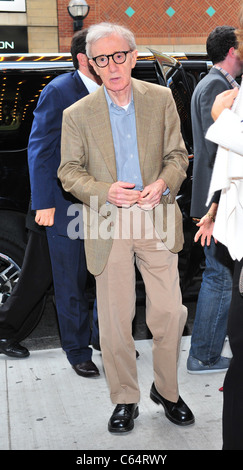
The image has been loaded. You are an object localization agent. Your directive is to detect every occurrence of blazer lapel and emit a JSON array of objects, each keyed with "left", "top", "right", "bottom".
[
  {"left": 86, "top": 87, "right": 117, "bottom": 181},
  {"left": 85, "top": 80, "right": 152, "bottom": 184},
  {"left": 132, "top": 79, "right": 152, "bottom": 179},
  {"left": 73, "top": 70, "right": 89, "bottom": 99}
]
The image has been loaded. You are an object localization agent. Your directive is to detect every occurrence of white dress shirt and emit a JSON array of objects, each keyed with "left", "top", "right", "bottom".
[{"left": 78, "top": 70, "right": 100, "bottom": 94}]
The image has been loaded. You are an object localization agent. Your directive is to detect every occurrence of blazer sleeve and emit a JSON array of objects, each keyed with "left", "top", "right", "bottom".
[
  {"left": 157, "top": 89, "right": 188, "bottom": 200},
  {"left": 206, "top": 108, "right": 243, "bottom": 155},
  {"left": 59, "top": 107, "right": 112, "bottom": 211},
  {"left": 28, "top": 82, "right": 65, "bottom": 210},
  {"left": 195, "top": 79, "right": 231, "bottom": 166}
]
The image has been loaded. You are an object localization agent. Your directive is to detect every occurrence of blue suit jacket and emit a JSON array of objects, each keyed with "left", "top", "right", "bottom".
[{"left": 28, "top": 70, "right": 89, "bottom": 236}]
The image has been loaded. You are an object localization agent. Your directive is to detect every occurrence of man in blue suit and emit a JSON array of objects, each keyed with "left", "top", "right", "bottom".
[{"left": 28, "top": 29, "right": 101, "bottom": 377}]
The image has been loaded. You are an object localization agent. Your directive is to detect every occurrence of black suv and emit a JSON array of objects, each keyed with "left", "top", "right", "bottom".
[{"left": 0, "top": 51, "right": 209, "bottom": 306}]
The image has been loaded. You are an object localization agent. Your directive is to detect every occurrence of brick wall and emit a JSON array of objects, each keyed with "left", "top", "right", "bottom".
[
  {"left": 0, "top": 0, "right": 241, "bottom": 53},
  {"left": 58, "top": 0, "right": 242, "bottom": 53},
  {"left": 27, "top": 0, "right": 58, "bottom": 52}
]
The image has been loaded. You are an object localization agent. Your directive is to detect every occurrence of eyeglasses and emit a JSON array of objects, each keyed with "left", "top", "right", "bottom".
[{"left": 91, "top": 50, "right": 133, "bottom": 68}]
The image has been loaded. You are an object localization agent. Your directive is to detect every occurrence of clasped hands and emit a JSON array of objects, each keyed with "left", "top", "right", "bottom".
[
  {"left": 34, "top": 179, "right": 166, "bottom": 226},
  {"left": 107, "top": 179, "right": 167, "bottom": 210}
]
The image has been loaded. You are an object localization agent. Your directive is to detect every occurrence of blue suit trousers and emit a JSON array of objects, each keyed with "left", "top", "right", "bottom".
[{"left": 46, "top": 224, "right": 96, "bottom": 365}]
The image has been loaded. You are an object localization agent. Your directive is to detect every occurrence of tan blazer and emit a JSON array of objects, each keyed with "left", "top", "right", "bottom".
[{"left": 58, "top": 78, "right": 188, "bottom": 275}]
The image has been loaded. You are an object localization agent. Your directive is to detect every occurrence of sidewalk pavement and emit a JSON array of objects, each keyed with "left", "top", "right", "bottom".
[{"left": 0, "top": 336, "right": 231, "bottom": 452}]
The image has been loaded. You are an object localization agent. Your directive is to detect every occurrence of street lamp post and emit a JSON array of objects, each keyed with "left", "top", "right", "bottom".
[{"left": 67, "top": 0, "right": 90, "bottom": 31}]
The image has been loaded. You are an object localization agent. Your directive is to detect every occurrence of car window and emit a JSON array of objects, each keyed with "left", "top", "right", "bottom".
[{"left": 0, "top": 72, "right": 56, "bottom": 150}]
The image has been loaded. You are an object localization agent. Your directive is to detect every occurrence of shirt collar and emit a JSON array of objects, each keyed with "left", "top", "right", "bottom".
[
  {"left": 104, "top": 86, "right": 134, "bottom": 111},
  {"left": 213, "top": 65, "right": 240, "bottom": 88},
  {"left": 77, "top": 70, "right": 100, "bottom": 93}
]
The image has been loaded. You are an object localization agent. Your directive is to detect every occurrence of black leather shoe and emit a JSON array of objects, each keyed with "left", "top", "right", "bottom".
[
  {"left": 72, "top": 360, "right": 100, "bottom": 378},
  {"left": 150, "top": 382, "right": 195, "bottom": 426},
  {"left": 108, "top": 403, "right": 139, "bottom": 433},
  {"left": 0, "top": 339, "right": 30, "bottom": 358}
]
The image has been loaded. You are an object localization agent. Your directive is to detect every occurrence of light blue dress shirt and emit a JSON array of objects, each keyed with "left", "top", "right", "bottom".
[
  {"left": 104, "top": 87, "right": 144, "bottom": 191},
  {"left": 104, "top": 86, "right": 169, "bottom": 196}
]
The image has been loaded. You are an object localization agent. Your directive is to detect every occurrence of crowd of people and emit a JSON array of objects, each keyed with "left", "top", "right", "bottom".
[{"left": 1, "top": 7, "right": 243, "bottom": 449}]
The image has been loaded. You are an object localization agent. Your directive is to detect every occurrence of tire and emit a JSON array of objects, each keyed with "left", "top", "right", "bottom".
[
  {"left": 0, "top": 211, "right": 26, "bottom": 304},
  {"left": 0, "top": 211, "right": 47, "bottom": 341}
]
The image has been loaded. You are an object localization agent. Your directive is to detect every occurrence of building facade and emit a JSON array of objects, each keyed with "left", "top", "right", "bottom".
[{"left": 0, "top": 0, "right": 241, "bottom": 54}]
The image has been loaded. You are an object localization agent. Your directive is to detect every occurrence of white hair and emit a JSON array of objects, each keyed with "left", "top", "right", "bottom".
[{"left": 86, "top": 22, "right": 137, "bottom": 58}]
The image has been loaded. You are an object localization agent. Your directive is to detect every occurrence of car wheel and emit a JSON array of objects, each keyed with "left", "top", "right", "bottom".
[
  {"left": 0, "top": 209, "right": 50, "bottom": 341},
  {"left": 0, "top": 210, "right": 27, "bottom": 304},
  {"left": 0, "top": 238, "right": 24, "bottom": 305}
]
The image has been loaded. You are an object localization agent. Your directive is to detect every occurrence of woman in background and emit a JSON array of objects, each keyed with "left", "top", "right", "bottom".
[{"left": 195, "top": 12, "right": 243, "bottom": 448}]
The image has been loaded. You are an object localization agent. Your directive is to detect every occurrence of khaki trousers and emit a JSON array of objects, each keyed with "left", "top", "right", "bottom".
[{"left": 95, "top": 205, "right": 187, "bottom": 404}]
